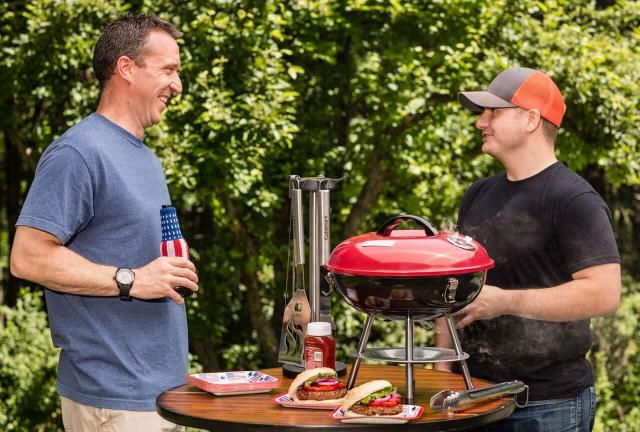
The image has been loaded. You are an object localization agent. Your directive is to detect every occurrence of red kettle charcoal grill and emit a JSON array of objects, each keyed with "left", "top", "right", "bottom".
[{"left": 325, "top": 215, "right": 495, "bottom": 404}]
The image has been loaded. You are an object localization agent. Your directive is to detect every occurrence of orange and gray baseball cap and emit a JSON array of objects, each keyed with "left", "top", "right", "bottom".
[{"left": 458, "top": 67, "right": 566, "bottom": 127}]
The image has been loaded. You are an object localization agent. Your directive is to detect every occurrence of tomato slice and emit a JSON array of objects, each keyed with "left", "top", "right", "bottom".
[
  {"left": 367, "top": 398, "right": 400, "bottom": 407},
  {"left": 367, "top": 392, "right": 401, "bottom": 407},
  {"left": 304, "top": 383, "right": 346, "bottom": 392}
]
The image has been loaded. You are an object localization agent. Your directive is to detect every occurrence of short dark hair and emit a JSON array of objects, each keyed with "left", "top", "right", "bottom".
[
  {"left": 541, "top": 118, "right": 559, "bottom": 143},
  {"left": 93, "top": 14, "right": 182, "bottom": 89},
  {"left": 516, "top": 107, "right": 559, "bottom": 144}
]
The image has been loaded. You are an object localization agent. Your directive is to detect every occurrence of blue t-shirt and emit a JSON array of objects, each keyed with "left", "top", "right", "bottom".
[{"left": 16, "top": 113, "right": 188, "bottom": 411}]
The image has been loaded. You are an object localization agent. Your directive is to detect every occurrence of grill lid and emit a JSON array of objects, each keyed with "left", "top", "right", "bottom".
[{"left": 325, "top": 215, "right": 494, "bottom": 277}]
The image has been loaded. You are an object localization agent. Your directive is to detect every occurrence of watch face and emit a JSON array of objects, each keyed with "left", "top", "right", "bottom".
[{"left": 116, "top": 269, "right": 134, "bottom": 285}]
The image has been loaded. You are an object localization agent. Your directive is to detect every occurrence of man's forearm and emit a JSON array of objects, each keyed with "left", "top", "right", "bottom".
[
  {"left": 435, "top": 318, "right": 453, "bottom": 347},
  {"left": 453, "top": 263, "right": 621, "bottom": 329},
  {"left": 11, "top": 227, "right": 117, "bottom": 296},
  {"left": 434, "top": 317, "right": 454, "bottom": 371},
  {"left": 506, "top": 268, "right": 620, "bottom": 321}
]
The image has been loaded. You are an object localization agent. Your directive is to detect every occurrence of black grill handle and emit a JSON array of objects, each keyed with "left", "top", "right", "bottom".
[{"left": 376, "top": 214, "right": 440, "bottom": 237}]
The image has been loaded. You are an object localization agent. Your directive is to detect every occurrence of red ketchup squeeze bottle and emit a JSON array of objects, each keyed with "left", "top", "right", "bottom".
[{"left": 304, "top": 322, "right": 336, "bottom": 370}]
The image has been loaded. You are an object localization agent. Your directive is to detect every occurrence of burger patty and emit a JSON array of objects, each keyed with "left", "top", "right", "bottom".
[
  {"left": 350, "top": 403, "right": 403, "bottom": 416},
  {"left": 296, "top": 387, "right": 347, "bottom": 401}
]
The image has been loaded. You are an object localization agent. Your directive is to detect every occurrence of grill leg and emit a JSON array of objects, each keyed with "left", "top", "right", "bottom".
[
  {"left": 405, "top": 312, "right": 415, "bottom": 404},
  {"left": 347, "top": 313, "right": 375, "bottom": 389},
  {"left": 444, "top": 313, "right": 474, "bottom": 389}
]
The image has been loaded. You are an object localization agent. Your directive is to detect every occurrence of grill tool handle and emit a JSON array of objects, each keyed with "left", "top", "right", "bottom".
[
  {"left": 466, "top": 380, "right": 526, "bottom": 400},
  {"left": 290, "top": 187, "right": 305, "bottom": 266},
  {"left": 430, "top": 380, "right": 528, "bottom": 412},
  {"left": 377, "top": 214, "right": 439, "bottom": 237}
]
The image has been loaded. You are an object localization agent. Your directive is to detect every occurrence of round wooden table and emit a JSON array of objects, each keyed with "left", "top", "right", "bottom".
[{"left": 157, "top": 365, "right": 515, "bottom": 431}]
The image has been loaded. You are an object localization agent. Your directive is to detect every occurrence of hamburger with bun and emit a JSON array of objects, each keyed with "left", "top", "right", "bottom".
[
  {"left": 341, "top": 380, "right": 403, "bottom": 416},
  {"left": 288, "top": 367, "right": 347, "bottom": 402}
]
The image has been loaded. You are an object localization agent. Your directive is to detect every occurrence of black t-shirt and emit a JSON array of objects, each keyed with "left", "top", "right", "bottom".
[{"left": 456, "top": 162, "right": 620, "bottom": 400}]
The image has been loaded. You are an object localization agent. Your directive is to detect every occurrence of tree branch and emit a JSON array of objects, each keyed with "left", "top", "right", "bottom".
[
  {"left": 341, "top": 104, "right": 442, "bottom": 237},
  {"left": 221, "top": 192, "right": 278, "bottom": 365}
]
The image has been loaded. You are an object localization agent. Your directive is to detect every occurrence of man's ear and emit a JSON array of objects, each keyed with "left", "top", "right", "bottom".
[
  {"left": 114, "top": 56, "right": 136, "bottom": 84},
  {"left": 525, "top": 108, "right": 542, "bottom": 133}
]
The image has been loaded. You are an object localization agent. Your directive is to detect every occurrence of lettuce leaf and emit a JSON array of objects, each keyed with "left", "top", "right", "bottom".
[{"left": 356, "top": 386, "right": 396, "bottom": 405}]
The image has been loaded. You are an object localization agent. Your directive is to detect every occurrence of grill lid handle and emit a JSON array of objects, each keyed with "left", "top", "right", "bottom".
[{"left": 376, "top": 214, "right": 440, "bottom": 237}]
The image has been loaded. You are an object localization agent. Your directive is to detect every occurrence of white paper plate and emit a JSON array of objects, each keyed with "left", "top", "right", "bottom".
[
  {"left": 330, "top": 404, "right": 424, "bottom": 424},
  {"left": 272, "top": 393, "right": 344, "bottom": 410}
]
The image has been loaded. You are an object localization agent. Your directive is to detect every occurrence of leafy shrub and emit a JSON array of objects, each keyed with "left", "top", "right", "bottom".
[
  {"left": 590, "top": 274, "right": 640, "bottom": 431},
  {"left": 0, "top": 290, "right": 61, "bottom": 431}
]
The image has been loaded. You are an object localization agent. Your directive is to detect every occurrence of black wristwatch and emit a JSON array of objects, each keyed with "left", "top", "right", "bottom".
[{"left": 114, "top": 268, "right": 135, "bottom": 301}]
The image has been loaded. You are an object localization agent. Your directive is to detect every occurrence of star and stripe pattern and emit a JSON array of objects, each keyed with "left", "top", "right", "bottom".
[{"left": 160, "top": 205, "right": 190, "bottom": 259}]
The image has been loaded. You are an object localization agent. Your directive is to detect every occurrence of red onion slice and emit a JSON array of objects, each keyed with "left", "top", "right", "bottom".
[
  {"left": 373, "top": 392, "right": 402, "bottom": 402},
  {"left": 313, "top": 377, "right": 340, "bottom": 386}
]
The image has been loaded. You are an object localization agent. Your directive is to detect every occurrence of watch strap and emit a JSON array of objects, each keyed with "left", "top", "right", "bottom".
[{"left": 115, "top": 268, "right": 135, "bottom": 301}]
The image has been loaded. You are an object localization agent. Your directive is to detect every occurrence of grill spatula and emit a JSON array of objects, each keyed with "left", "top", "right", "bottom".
[{"left": 277, "top": 184, "right": 311, "bottom": 365}]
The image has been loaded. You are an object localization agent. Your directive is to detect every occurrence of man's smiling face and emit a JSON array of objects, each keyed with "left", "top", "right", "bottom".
[{"left": 129, "top": 30, "right": 182, "bottom": 130}]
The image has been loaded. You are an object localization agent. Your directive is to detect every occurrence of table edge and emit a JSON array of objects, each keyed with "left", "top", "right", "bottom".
[{"left": 156, "top": 387, "right": 516, "bottom": 431}]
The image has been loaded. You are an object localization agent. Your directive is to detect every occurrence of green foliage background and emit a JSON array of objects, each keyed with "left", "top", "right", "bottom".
[{"left": 1, "top": 0, "right": 639, "bottom": 431}]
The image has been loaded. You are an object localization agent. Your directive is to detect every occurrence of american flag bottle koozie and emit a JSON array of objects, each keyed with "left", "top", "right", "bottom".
[{"left": 160, "top": 204, "right": 192, "bottom": 297}]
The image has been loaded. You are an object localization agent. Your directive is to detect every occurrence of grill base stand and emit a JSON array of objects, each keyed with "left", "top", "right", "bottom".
[
  {"left": 362, "top": 347, "right": 469, "bottom": 363},
  {"left": 346, "top": 312, "right": 474, "bottom": 405}
]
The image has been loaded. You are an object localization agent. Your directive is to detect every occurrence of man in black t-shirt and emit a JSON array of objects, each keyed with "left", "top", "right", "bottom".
[{"left": 435, "top": 67, "right": 621, "bottom": 432}]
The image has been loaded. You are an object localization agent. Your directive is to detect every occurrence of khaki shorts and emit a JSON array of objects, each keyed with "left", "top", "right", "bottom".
[{"left": 61, "top": 396, "right": 184, "bottom": 432}]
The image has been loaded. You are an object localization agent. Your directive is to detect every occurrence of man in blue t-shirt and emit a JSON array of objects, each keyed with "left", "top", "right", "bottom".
[
  {"left": 435, "top": 68, "right": 621, "bottom": 432},
  {"left": 10, "top": 14, "right": 198, "bottom": 431}
]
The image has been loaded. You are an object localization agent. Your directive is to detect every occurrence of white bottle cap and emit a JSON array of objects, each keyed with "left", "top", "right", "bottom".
[{"left": 307, "top": 321, "right": 332, "bottom": 337}]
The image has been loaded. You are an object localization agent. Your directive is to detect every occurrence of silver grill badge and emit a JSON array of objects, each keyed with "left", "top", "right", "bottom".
[{"left": 446, "top": 234, "right": 476, "bottom": 250}]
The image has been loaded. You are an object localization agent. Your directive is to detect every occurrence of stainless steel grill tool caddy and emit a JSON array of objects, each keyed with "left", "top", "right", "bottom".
[{"left": 279, "top": 175, "right": 345, "bottom": 378}]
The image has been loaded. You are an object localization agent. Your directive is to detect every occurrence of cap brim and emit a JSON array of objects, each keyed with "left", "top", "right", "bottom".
[{"left": 458, "top": 91, "right": 517, "bottom": 111}]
